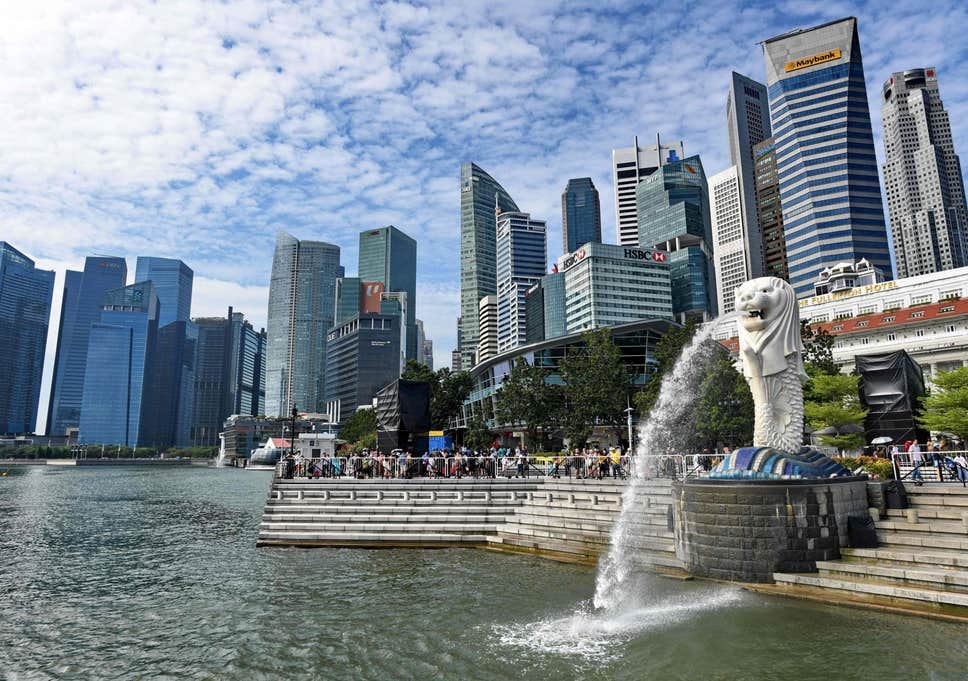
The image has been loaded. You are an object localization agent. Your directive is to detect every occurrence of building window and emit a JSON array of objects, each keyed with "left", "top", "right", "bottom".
[
  {"left": 940, "top": 289, "right": 962, "bottom": 300},
  {"left": 856, "top": 321, "right": 869, "bottom": 328},
  {"left": 834, "top": 311, "right": 852, "bottom": 320},
  {"left": 862, "top": 338, "right": 870, "bottom": 345},
  {"left": 859, "top": 306, "right": 876, "bottom": 315},
  {"left": 912, "top": 295, "right": 931, "bottom": 306},
  {"left": 884, "top": 300, "right": 902, "bottom": 311},
  {"left": 832, "top": 324, "right": 844, "bottom": 331},
  {"left": 881, "top": 315, "right": 896, "bottom": 323},
  {"left": 947, "top": 325, "right": 956, "bottom": 333},
  {"left": 916, "top": 329, "right": 925, "bottom": 337},
  {"left": 887, "top": 333, "right": 896, "bottom": 341},
  {"left": 910, "top": 311, "right": 925, "bottom": 319},
  {"left": 940, "top": 305, "right": 955, "bottom": 313}
]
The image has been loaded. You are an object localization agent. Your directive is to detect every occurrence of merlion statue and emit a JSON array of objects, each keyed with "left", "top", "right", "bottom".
[
  {"left": 735, "top": 277, "right": 807, "bottom": 453},
  {"left": 708, "top": 277, "right": 851, "bottom": 480}
]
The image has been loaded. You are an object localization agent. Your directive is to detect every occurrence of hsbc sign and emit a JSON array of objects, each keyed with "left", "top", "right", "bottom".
[
  {"left": 624, "top": 248, "right": 667, "bottom": 263},
  {"left": 559, "top": 247, "right": 587, "bottom": 271}
]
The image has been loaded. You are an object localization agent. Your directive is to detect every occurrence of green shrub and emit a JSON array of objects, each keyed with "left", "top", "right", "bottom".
[{"left": 833, "top": 456, "right": 894, "bottom": 480}]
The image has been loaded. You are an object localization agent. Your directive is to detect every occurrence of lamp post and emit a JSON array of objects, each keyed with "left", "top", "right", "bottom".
[
  {"left": 290, "top": 406, "right": 298, "bottom": 460},
  {"left": 625, "top": 396, "right": 635, "bottom": 454}
]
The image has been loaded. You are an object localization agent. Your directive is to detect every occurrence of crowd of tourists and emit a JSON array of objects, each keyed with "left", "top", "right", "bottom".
[
  {"left": 886, "top": 439, "right": 968, "bottom": 485},
  {"left": 279, "top": 446, "right": 632, "bottom": 481}
]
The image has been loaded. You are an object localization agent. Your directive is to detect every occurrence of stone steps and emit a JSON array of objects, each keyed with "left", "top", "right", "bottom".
[
  {"left": 815, "top": 560, "right": 968, "bottom": 594},
  {"left": 770, "top": 572, "right": 968, "bottom": 617},
  {"left": 257, "top": 532, "right": 490, "bottom": 546},
  {"left": 875, "top": 519, "right": 968, "bottom": 536},
  {"left": 260, "top": 521, "right": 496, "bottom": 532},
  {"left": 262, "top": 504, "right": 508, "bottom": 515},
  {"left": 878, "top": 530, "right": 968, "bottom": 552},
  {"left": 842, "top": 546, "right": 968, "bottom": 570},
  {"left": 262, "top": 513, "right": 512, "bottom": 524},
  {"left": 885, "top": 507, "right": 968, "bottom": 522}
]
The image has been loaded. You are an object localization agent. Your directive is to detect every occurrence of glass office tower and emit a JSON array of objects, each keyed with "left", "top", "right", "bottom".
[
  {"left": 265, "top": 231, "right": 344, "bottom": 417},
  {"left": 496, "top": 211, "right": 547, "bottom": 354},
  {"left": 459, "top": 163, "right": 519, "bottom": 370},
  {"left": 191, "top": 308, "right": 266, "bottom": 447},
  {"left": 78, "top": 282, "right": 160, "bottom": 446},
  {"left": 358, "top": 226, "right": 417, "bottom": 360},
  {"left": 763, "top": 17, "right": 891, "bottom": 296},
  {"left": 134, "top": 257, "right": 193, "bottom": 327},
  {"left": 47, "top": 256, "right": 127, "bottom": 435},
  {"left": 561, "top": 178, "right": 602, "bottom": 254},
  {"left": 635, "top": 156, "right": 716, "bottom": 321},
  {"left": 0, "top": 242, "right": 54, "bottom": 434}
]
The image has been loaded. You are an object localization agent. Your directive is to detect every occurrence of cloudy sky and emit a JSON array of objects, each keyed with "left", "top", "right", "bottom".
[{"left": 3, "top": 0, "right": 967, "bottom": 430}]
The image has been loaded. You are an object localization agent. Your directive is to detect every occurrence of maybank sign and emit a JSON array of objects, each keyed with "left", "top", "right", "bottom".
[{"left": 784, "top": 49, "right": 842, "bottom": 73}]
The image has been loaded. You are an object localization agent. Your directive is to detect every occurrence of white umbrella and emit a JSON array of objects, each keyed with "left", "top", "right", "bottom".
[{"left": 871, "top": 436, "right": 893, "bottom": 445}]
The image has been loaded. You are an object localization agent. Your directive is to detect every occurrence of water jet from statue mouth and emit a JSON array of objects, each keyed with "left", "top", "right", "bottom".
[{"left": 747, "top": 309, "right": 763, "bottom": 319}]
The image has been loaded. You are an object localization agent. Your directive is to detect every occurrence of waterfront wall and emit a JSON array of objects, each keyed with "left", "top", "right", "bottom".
[{"left": 671, "top": 478, "right": 871, "bottom": 583}]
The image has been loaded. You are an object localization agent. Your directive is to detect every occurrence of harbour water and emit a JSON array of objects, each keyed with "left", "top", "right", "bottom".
[{"left": 2, "top": 466, "right": 966, "bottom": 680}]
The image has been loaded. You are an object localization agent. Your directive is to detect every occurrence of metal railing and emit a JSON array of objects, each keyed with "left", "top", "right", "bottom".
[{"left": 890, "top": 451, "right": 968, "bottom": 486}]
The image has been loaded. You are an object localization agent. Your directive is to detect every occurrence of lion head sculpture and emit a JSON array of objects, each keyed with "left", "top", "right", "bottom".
[{"left": 734, "top": 277, "right": 805, "bottom": 380}]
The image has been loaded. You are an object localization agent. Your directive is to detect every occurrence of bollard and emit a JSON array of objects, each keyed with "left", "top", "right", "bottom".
[
  {"left": 348, "top": 490, "right": 356, "bottom": 501},
  {"left": 430, "top": 491, "right": 437, "bottom": 502},
  {"left": 548, "top": 492, "right": 553, "bottom": 503},
  {"left": 962, "top": 511, "right": 968, "bottom": 533},
  {"left": 591, "top": 494, "right": 598, "bottom": 506},
  {"left": 484, "top": 490, "right": 491, "bottom": 502},
  {"left": 906, "top": 508, "right": 918, "bottom": 524},
  {"left": 296, "top": 490, "right": 304, "bottom": 501},
  {"left": 402, "top": 491, "right": 409, "bottom": 501},
  {"left": 321, "top": 490, "right": 329, "bottom": 501},
  {"left": 275, "top": 490, "right": 283, "bottom": 501},
  {"left": 868, "top": 506, "right": 881, "bottom": 521},
  {"left": 376, "top": 490, "right": 383, "bottom": 501},
  {"left": 527, "top": 491, "right": 534, "bottom": 502},
  {"left": 456, "top": 491, "right": 463, "bottom": 502},
  {"left": 568, "top": 493, "right": 575, "bottom": 504}
]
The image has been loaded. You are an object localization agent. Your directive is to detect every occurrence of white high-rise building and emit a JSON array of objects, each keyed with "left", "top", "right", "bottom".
[
  {"left": 477, "top": 295, "right": 498, "bottom": 365},
  {"left": 611, "top": 134, "right": 685, "bottom": 246},
  {"left": 709, "top": 166, "right": 749, "bottom": 315},
  {"left": 881, "top": 67, "right": 968, "bottom": 278},
  {"left": 725, "top": 72, "right": 771, "bottom": 279}
]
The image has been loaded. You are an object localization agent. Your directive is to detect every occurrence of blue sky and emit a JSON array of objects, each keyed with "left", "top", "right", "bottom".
[{"left": 2, "top": 0, "right": 967, "bottom": 427}]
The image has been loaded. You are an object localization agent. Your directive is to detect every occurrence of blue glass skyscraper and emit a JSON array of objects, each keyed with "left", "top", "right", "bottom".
[
  {"left": 561, "top": 178, "right": 602, "bottom": 254},
  {"left": 763, "top": 17, "right": 891, "bottom": 297},
  {"left": 0, "top": 243, "right": 54, "bottom": 434},
  {"left": 635, "top": 156, "right": 716, "bottom": 321},
  {"left": 134, "top": 256, "right": 193, "bottom": 327},
  {"left": 78, "top": 282, "right": 160, "bottom": 446},
  {"left": 47, "top": 256, "right": 127, "bottom": 435}
]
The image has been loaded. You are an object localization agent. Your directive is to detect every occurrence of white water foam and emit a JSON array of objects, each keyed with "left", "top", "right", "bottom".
[{"left": 494, "top": 588, "right": 744, "bottom": 661}]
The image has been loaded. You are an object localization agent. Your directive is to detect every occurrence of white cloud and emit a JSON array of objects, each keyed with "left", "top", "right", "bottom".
[{"left": 3, "top": 0, "right": 968, "bottom": 430}]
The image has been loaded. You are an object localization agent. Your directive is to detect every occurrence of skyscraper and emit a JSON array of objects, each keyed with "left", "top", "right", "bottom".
[
  {"left": 265, "top": 231, "right": 344, "bottom": 417},
  {"left": 47, "top": 255, "right": 127, "bottom": 435},
  {"left": 635, "top": 155, "right": 717, "bottom": 321},
  {"left": 422, "top": 339, "right": 434, "bottom": 370},
  {"left": 881, "top": 67, "right": 968, "bottom": 278},
  {"left": 78, "top": 282, "right": 159, "bottom": 446},
  {"left": 324, "top": 312, "right": 401, "bottom": 421},
  {"left": 709, "top": 166, "right": 748, "bottom": 315},
  {"left": 611, "top": 134, "right": 685, "bottom": 246},
  {"left": 525, "top": 271, "right": 566, "bottom": 344},
  {"left": 477, "top": 295, "right": 498, "bottom": 364},
  {"left": 134, "top": 257, "right": 193, "bottom": 327},
  {"left": 0, "top": 243, "right": 54, "bottom": 434},
  {"left": 754, "top": 137, "right": 790, "bottom": 281},
  {"left": 726, "top": 72, "right": 772, "bottom": 280},
  {"left": 191, "top": 308, "right": 266, "bottom": 447},
  {"left": 763, "top": 17, "right": 891, "bottom": 296},
  {"left": 561, "top": 178, "right": 602, "bottom": 254},
  {"left": 495, "top": 211, "right": 547, "bottom": 354},
  {"left": 459, "top": 163, "right": 519, "bottom": 370},
  {"left": 148, "top": 320, "right": 198, "bottom": 448},
  {"left": 358, "top": 226, "right": 418, "bottom": 360}
]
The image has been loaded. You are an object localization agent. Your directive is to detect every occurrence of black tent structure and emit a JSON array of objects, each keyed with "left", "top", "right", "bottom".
[{"left": 855, "top": 350, "right": 929, "bottom": 446}]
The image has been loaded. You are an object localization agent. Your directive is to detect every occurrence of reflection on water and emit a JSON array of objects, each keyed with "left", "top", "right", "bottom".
[{"left": 1, "top": 467, "right": 966, "bottom": 681}]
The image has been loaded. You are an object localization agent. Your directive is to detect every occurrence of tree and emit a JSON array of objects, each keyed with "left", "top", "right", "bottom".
[
  {"left": 634, "top": 321, "right": 699, "bottom": 418},
  {"left": 801, "top": 319, "right": 837, "bottom": 375},
  {"left": 559, "top": 329, "right": 630, "bottom": 446},
  {"left": 918, "top": 366, "right": 968, "bottom": 442},
  {"left": 803, "top": 371, "right": 867, "bottom": 451},
  {"left": 693, "top": 347, "right": 754, "bottom": 450},
  {"left": 400, "top": 361, "right": 473, "bottom": 429},
  {"left": 339, "top": 408, "right": 377, "bottom": 448},
  {"left": 495, "top": 359, "right": 558, "bottom": 449},
  {"left": 464, "top": 407, "right": 493, "bottom": 452}
]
